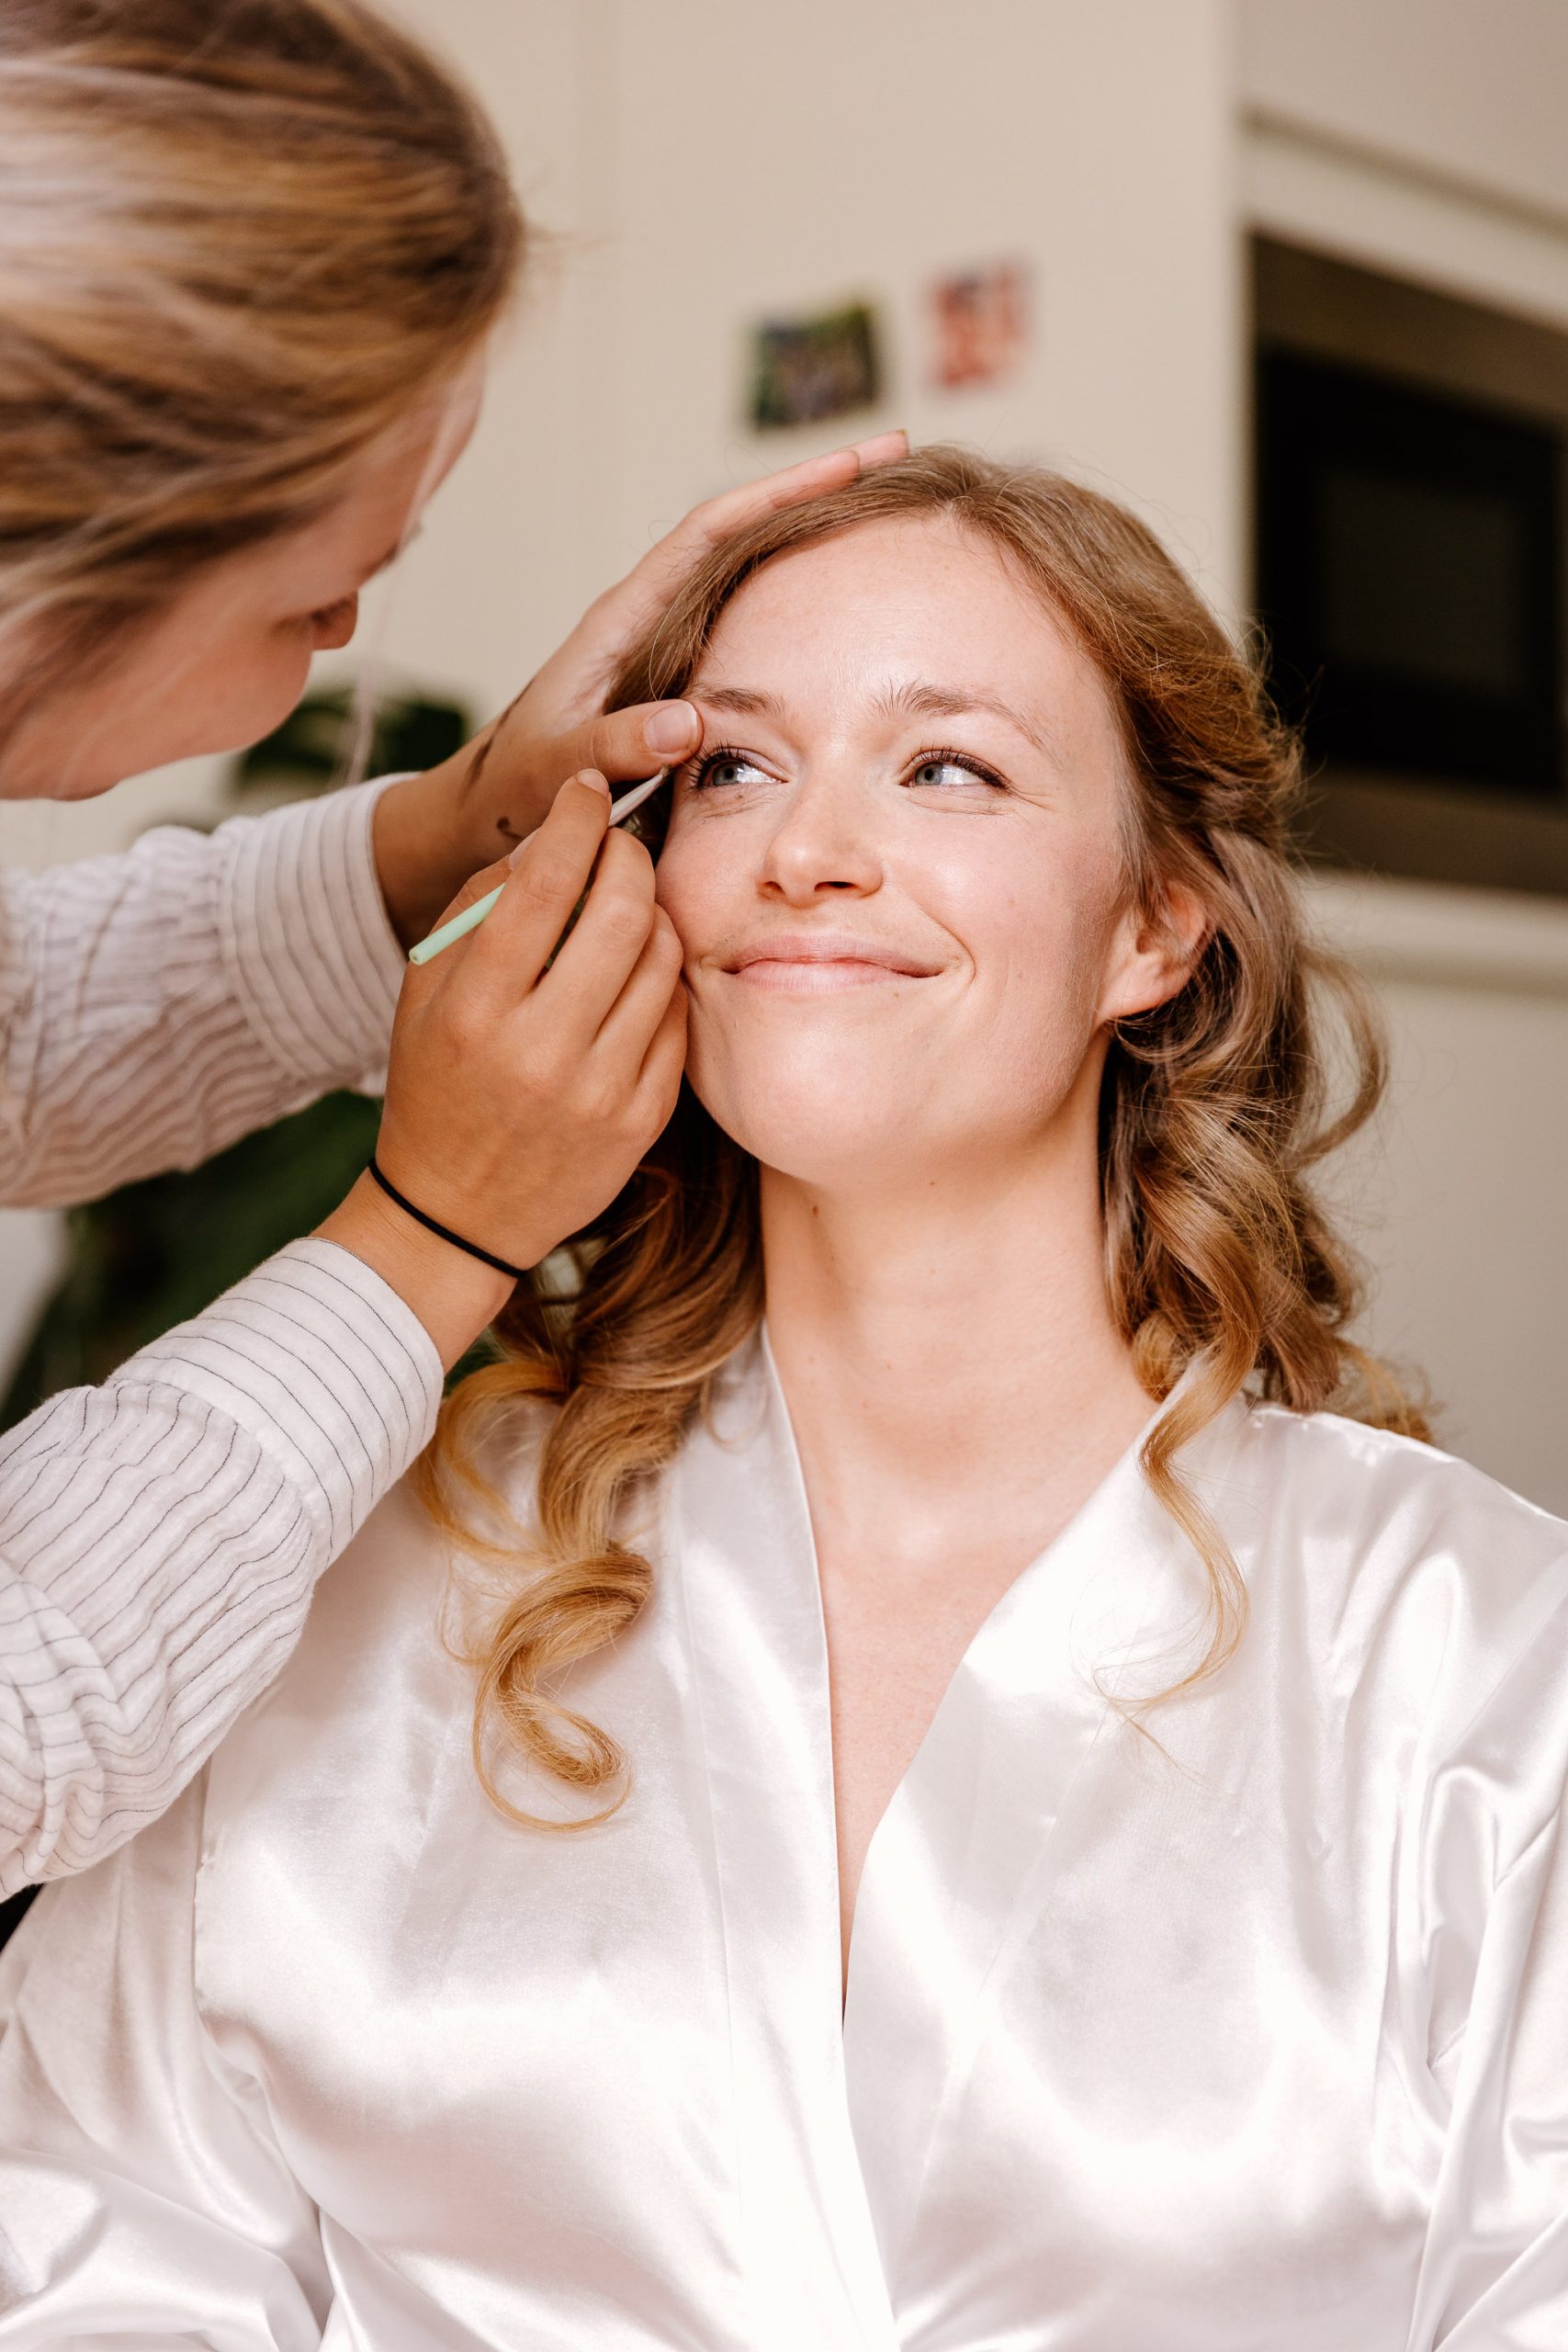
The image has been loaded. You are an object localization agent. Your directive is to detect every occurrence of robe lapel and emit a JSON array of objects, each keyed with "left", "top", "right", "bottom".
[
  {"left": 669, "top": 1335, "right": 1246, "bottom": 2344},
  {"left": 840, "top": 1386, "right": 1248, "bottom": 2300},
  {"left": 668, "top": 1340, "right": 901, "bottom": 2351}
]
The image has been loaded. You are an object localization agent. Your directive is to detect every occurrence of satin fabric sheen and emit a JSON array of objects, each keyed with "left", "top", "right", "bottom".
[{"left": 1, "top": 1339, "right": 1566, "bottom": 2348}]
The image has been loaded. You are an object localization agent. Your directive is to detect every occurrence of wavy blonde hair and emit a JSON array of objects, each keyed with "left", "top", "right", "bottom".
[
  {"left": 0, "top": 0, "right": 523, "bottom": 730},
  {"left": 418, "top": 445, "right": 1427, "bottom": 1826}
]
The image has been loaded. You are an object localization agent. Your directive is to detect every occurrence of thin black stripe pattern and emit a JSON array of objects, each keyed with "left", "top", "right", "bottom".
[{"left": 0, "top": 781, "right": 439, "bottom": 1893}]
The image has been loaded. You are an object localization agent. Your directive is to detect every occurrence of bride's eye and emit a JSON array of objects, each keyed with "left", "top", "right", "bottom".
[
  {"left": 691, "top": 748, "right": 773, "bottom": 792},
  {"left": 907, "top": 750, "right": 1006, "bottom": 796}
]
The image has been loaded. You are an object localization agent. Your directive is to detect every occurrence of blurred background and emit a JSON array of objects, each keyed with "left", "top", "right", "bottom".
[{"left": 1, "top": 0, "right": 1563, "bottom": 1511}]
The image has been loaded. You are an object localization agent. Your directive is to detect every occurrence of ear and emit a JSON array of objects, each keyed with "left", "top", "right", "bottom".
[{"left": 1098, "top": 881, "right": 1210, "bottom": 1025}]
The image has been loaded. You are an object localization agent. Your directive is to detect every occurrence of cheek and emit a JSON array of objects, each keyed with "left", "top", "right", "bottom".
[
  {"left": 652, "top": 820, "right": 733, "bottom": 956},
  {"left": 940, "top": 833, "right": 1123, "bottom": 1041},
  {"left": 204, "top": 628, "right": 315, "bottom": 750},
  {"left": 99, "top": 624, "right": 316, "bottom": 776}
]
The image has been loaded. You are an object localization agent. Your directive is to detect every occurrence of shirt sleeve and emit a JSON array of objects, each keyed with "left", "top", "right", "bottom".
[
  {"left": 1406, "top": 1600, "right": 1568, "bottom": 2348},
  {"left": 0, "top": 1777, "right": 329, "bottom": 2348},
  {"left": 0, "top": 778, "right": 409, "bottom": 1209},
  {"left": 0, "top": 1236, "right": 441, "bottom": 1895}
]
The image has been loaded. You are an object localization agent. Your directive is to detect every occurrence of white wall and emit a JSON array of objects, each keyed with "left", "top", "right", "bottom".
[
  {"left": 363, "top": 0, "right": 1246, "bottom": 714},
  {"left": 1369, "top": 973, "right": 1566, "bottom": 1510},
  {"left": 3, "top": 0, "right": 1564, "bottom": 1514},
  {"left": 1241, "top": 0, "right": 1568, "bottom": 220},
  {"left": 596, "top": 0, "right": 1243, "bottom": 614},
  {"left": 1239, "top": 0, "right": 1568, "bottom": 331},
  {"left": 1308, "top": 878, "right": 1568, "bottom": 1514}
]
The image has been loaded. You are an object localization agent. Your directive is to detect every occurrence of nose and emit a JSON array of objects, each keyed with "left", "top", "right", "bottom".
[
  {"left": 759, "top": 766, "right": 884, "bottom": 905},
  {"left": 310, "top": 593, "right": 359, "bottom": 651}
]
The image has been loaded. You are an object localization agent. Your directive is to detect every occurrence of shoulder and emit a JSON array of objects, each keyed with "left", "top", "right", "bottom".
[
  {"left": 1221, "top": 1401, "right": 1568, "bottom": 1755},
  {"left": 1232, "top": 1401, "right": 1565, "bottom": 1576}
]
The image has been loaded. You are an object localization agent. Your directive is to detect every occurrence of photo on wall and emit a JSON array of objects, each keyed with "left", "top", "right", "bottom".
[
  {"left": 748, "top": 300, "right": 884, "bottom": 431},
  {"left": 928, "top": 260, "right": 1031, "bottom": 390}
]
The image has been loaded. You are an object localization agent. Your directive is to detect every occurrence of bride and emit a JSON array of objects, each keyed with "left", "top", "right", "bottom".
[{"left": 2, "top": 447, "right": 1564, "bottom": 2351}]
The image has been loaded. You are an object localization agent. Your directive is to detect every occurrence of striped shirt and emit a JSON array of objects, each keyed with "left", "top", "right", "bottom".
[{"left": 0, "top": 782, "right": 442, "bottom": 1894}]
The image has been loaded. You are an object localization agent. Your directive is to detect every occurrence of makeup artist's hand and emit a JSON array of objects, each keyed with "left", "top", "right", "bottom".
[
  {"left": 317, "top": 771, "right": 683, "bottom": 1368},
  {"left": 372, "top": 430, "right": 908, "bottom": 946}
]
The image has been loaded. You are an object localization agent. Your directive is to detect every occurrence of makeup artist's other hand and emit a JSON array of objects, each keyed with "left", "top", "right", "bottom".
[
  {"left": 372, "top": 430, "right": 908, "bottom": 945},
  {"left": 318, "top": 771, "right": 684, "bottom": 1368}
]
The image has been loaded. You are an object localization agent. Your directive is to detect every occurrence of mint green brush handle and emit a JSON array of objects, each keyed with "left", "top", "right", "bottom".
[
  {"left": 407, "top": 880, "right": 504, "bottom": 966},
  {"left": 407, "top": 769, "right": 670, "bottom": 966}
]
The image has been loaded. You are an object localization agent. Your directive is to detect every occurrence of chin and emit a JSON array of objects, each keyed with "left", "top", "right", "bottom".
[
  {"left": 734, "top": 1136, "right": 920, "bottom": 1194},
  {"left": 690, "top": 1073, "right": 927, "bottom": 1193}
]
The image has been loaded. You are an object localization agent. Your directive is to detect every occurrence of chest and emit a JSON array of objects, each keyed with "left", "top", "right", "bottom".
[
  {"left": 815, "top": 1524, "right": 1032, "bottom": 1966},
  {"left": 195, "top": 1461, "right": 1443, "bottom": 2352}
]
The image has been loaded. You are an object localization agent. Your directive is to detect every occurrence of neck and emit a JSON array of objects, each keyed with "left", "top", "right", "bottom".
[{"left": 760, "top": 1077, "right": 1154, "bottom": 1559}]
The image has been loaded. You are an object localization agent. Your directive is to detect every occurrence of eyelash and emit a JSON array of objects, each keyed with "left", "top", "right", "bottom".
[
  {"left": 912, "top": 742, "right": 1008, "bottom": 791},
  {"left": 686, "top": 742, "right": 1008, "bottom": 792},
  {"left": 686, "top": 742, "right": 755, "bottom": 792}
]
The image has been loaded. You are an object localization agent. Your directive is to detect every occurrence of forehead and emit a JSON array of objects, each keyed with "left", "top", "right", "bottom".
[{"left": 691, "top": 513, "right": 1092, "bottom": 713}]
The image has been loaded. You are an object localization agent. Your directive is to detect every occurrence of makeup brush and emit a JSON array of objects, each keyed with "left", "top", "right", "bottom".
[{"left": 407, "top": 767, "right": 671, "bottom": 967}]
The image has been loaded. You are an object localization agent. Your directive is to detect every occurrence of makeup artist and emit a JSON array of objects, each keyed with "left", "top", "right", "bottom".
[{"left": 0, "top": 0, "right": 902, "bottom": 1895}]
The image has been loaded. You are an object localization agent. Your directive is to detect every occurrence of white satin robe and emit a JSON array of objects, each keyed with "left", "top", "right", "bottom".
[{"left": 2, "top": 1338, "right": 1566, "bottom": 2350}]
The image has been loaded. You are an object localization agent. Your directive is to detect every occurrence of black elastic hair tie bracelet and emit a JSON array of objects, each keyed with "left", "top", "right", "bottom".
[{"left": 367, "top": 1156, "right": 526, "bottom": 1283}]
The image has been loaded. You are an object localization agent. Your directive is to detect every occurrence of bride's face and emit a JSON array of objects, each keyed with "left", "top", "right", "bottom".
[{"left": 655, "top": 514, "right": 1190, "bottom": 1191}]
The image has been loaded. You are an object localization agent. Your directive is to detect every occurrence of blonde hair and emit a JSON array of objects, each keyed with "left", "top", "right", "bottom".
[
  {"left": 0, "top": 0, "right": 523, "bottom": 727},
  {"left": 417, "top": 445, "right": 1427, "bottom": 1826}
]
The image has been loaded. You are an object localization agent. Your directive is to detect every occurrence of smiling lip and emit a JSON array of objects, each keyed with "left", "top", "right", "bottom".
[{"left": 722, "top": 932, "right": 939, "bottom": 992}]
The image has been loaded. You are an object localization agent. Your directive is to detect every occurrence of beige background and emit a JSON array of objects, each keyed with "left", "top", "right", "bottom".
[{"left": 3, "top": 0, "right": 1563, "bottom": 1510}]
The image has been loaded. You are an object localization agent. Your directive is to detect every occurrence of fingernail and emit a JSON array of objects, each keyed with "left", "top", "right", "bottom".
[
  {"left": 570, "top": 768, "right": 611, "bottom": 797},
  {"left": 645, "top": 701, "right": 699, "bottom": 754}
]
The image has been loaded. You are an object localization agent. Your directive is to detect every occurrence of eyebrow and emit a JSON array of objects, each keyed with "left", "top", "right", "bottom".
[
  {"left": 695, "top": 679, "right": 1056, "bottom": 758},
  {"left": 877, "top": 680, "right": 1056, "bottom": 757}
]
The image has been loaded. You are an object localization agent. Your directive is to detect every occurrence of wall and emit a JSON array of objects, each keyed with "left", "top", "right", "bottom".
[
  {"left": 1241, "top": 0, "right": 1568, "bottom": 221},
  {"left": 1306, "top": 876, "right": 1568, "bottom": 1512},
  {"left": 1240, "top": 0, "right": 1568, "bottom": 339},
  {"left": 2, "top": 1, "right": 1563, "bottom": 1514},
  {"left": 0, "top": 0, "right": 1247, "bottom": 1406},
  {"left": 364, "top": 0, "right": 1246, "bottom": 707},
  {"left": 1236, "top": 0, "right": 1568, "bottom": 1513}
]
